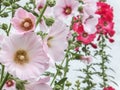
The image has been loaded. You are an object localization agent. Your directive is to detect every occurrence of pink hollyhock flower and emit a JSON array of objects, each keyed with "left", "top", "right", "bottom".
[
  {"left": 0, "top": 32, "right": 49, "bottom": 80},
  {"left": 43, "top": 20, "right": 69, "bottom": 65},
  {"left": 54, "top": 0, "right": 79, "bottom": 21},
  {"left": 72, "top": 19, "right": 96, "bottom": 44},
  {"left": 11, "top": 8, "right": 36, "bottom": 33},
  {"left": 80, "top": 56, "right": 92, "bottom": 64},
  {"left": 103, "top": 86, "right": 115, "bottom": 90},
  {"left": 2, "top": 80, "right": 16, "bottom": 90},
  {"left": 82, "top": 0, "right": 99, "bottom": 34},
  {"left": 25, "top": 77, "right": 52, "bottom": 90}
]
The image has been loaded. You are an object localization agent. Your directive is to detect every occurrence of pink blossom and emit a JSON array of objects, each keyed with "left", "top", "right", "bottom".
[
  {"left": 43, "top": 20, "right": 69, "bottom": 65},
  {"left": 11, "top": 8, "right": 36, "bottom": 33},
  {"left": 80, "top": 56, "right": 92, "bottom": 64},
  {"left": 0, "top": 32, "right": 49, "bottom": 80},
  {"left": 103, "top": 86, "right": 115, "bottom": 90},
  {"left": 25, "top": 77, "right": 52, "bottom": 90},
  {"left": 54, "top": 0, "right": 79, "bottom": 22},
  {"left": 2, "top": 80, "right": 16, "bottom": 90},
  {"left": 82, "top": 0, "right": 99, "bottom": 34},
  {"left": 72, "top": 20, "right": 96, "bottom": 44}
]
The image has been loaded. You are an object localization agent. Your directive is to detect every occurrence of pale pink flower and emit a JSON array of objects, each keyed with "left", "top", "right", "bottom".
[
  {"left": 2, "top": 80, "right": 16, "bottom": 90},
  {"left": 43, "top": 20, "right": 69, "bottom": 65},
  {"left": 0, "top": 32, "right": 49, "bottom": 80},
  {"left": 82, "top": 0, "right": 99, "bottom": 34},
  {"left": 25, "top": 77, "right": 52, "bottom": 90},
  {"left": 54, "top": 0, "right": 79, "bottom": 22},
  {"left": 80, "top": 56, "right": 92, "bottom": 64},
  {"left": 11, "top": 8, "right": 36, "bottom": 33}
]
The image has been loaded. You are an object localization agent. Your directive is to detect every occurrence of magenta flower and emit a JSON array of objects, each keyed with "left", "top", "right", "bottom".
[
  {"left": 0, "top": 32, "right": 49, "bottom": 80},
  {"left": 11, "top": 8, "right": 36, "bottom": 33},
  {"left": 103, "top": 86, "right": 115, "bottom": 90}
]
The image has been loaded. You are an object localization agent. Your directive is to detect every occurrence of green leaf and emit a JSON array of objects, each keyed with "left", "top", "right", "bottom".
[{"left": 57, "top": 77, "right": 67, "bottom": 85}]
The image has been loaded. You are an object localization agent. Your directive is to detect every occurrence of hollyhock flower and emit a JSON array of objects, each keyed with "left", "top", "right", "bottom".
[
  {"left": 0, "top": 32, "right": 49, "bottom": 80},
  {"left": 80, "top": 56, "right": 92, "bottom": 64},
  {"left": 25, "top": 77, "right": 52, "bottom": 90},
  {"left": 96, "top": 2, "right": 113, "bottom": 21},
  {"left": 11, "top": 8, "right": 36, "bottom": 33},
  {"left": 2, "top": 80, "right": 16, "bottom": 90},
  {"left": 54, "top": 0, "right": 79, "bottom": 22},
  {"left": 81, "top": 0, "right": 99, "bottom": 34},
  {"left": 72, "top": 19, "right": 96, "bottom": 44},
  {"left": 96, "top": 18, "right": 115, "bottom": 37},
  {"left": 103, "top": 86, "right": 115, "bottom": 90},
  {"left": 43, "top": 20, "right": 69, "bottom": 65}
]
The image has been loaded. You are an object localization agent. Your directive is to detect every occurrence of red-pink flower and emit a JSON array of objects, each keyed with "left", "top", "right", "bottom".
[
  {"left": 72, "top": 17, "right": 96, "bottom": 44},
  {"left": 96, "top": 2, "right": 113, "bottom": 22},
  {"left": 11, "top": 8, "right": 36, "bottom": 33},
  {"left": 103, "top": 86, "right": 115, "bottom": 90}
]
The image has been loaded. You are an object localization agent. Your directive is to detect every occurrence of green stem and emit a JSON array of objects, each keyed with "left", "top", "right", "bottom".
[
  {"left": 50, "top": 57, "right": 66, "bottom": 86},
  {"left": 0, "top": 73, "right": 9, "bottom": 90},
  {"left": 62, "top": 58, "right": 69, "bottom": 90},
  {"left": 101, "top": 35, "right": 107, "bottom": 87},
  {"left": 0, "top": 65, "right": 4, "bottom": 82},
  {"left": 36, "top": 3, "right": 48, "bottom": 26},
  {"left": 50, "top": 71, "right": 58, "bottom": 86},
  {"left": 0, "top": 7, "right": 6, "bottom": 13},
  {"left": 7, "top": 4, "right": 14, "bottom": 36}
]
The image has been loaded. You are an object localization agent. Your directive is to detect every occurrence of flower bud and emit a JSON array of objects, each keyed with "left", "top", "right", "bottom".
[
  {"left": 3, "top": 1, "right": 10, "bottom": 6},
  {"left": 109, "top": 38, "right": 114, "bottom": 43},
  {"left": 12, "top": 4, "right": 19, "bottom": 9},
  {"left": 45, "top": 17, "right": 55, "bottom": 26},
  {"left": 1, "top": 12, "right": 8, "bottom": 17},
  {"left": 1, "top": 23, "right": 8, "bottom": 30},
  {"left": 47, "top": 0, "right": 56, "bottom": 7}
]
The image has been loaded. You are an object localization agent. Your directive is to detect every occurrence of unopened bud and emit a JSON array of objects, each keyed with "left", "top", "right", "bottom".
[
  {"left": 45, "top": 17, "right": 54, "bottom": 26},
  {"left": 109, "top": 38, "right": 114, "bottom": 43},
  {"left": 1, "top": 12, "right": 8, "bottom": 17},
  {"left": 47, "top": 0, "right": 56, "bottom": 7},
  {"left": 91, "top": 43, "right": 97, "bottom": 49},
  {"left": 3, "top": 1, "right": 10, "bottom": 6},
  {"left": 2, "top": 23, "right": 8, "bottom": 30}
]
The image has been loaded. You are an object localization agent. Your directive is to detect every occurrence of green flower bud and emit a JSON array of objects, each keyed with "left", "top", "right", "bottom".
[
  {"left": 78, "top": 6, "right": 83, "bottom": 13},
  {"left": 45, "top": 17, "right": 55, "bottom": 27},
  {"left": 1, "top": 12, "right": 8, "bottom": 17},
  {"left": 12, "top": 3, "right": 19, "bottom": 9},
  {"left": 3, "top": 1, "right": 10, "bottom": 6},
  {"left": 1, "top": 23, "right": 8, "bottom": 30},
  {"left": 47, "top": 0, "right": 56, "bottom": 7}
]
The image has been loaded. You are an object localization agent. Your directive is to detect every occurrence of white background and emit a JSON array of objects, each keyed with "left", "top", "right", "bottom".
[{"left": 0, "top": 0, "right": 120, "bottom": 90}]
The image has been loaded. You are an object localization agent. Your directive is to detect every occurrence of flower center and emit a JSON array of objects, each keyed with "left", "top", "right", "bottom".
[
  {"left": 64, "top": 7, "right": 72, "bottom": 15},
  {"left": 82, "top": 32, "right": 88, "bottom": 38},
  {"left": 14, "top": 49, "right": 29, "bottom": 65},
  {"left": 47, "top": 36, "right": 53, "bottom": 48},
  {"left": 6, "top": 80, "right": 14, "bottom": 87},
  {"left": 21, "top": 18, "right": 33, "bottom": 31}
]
